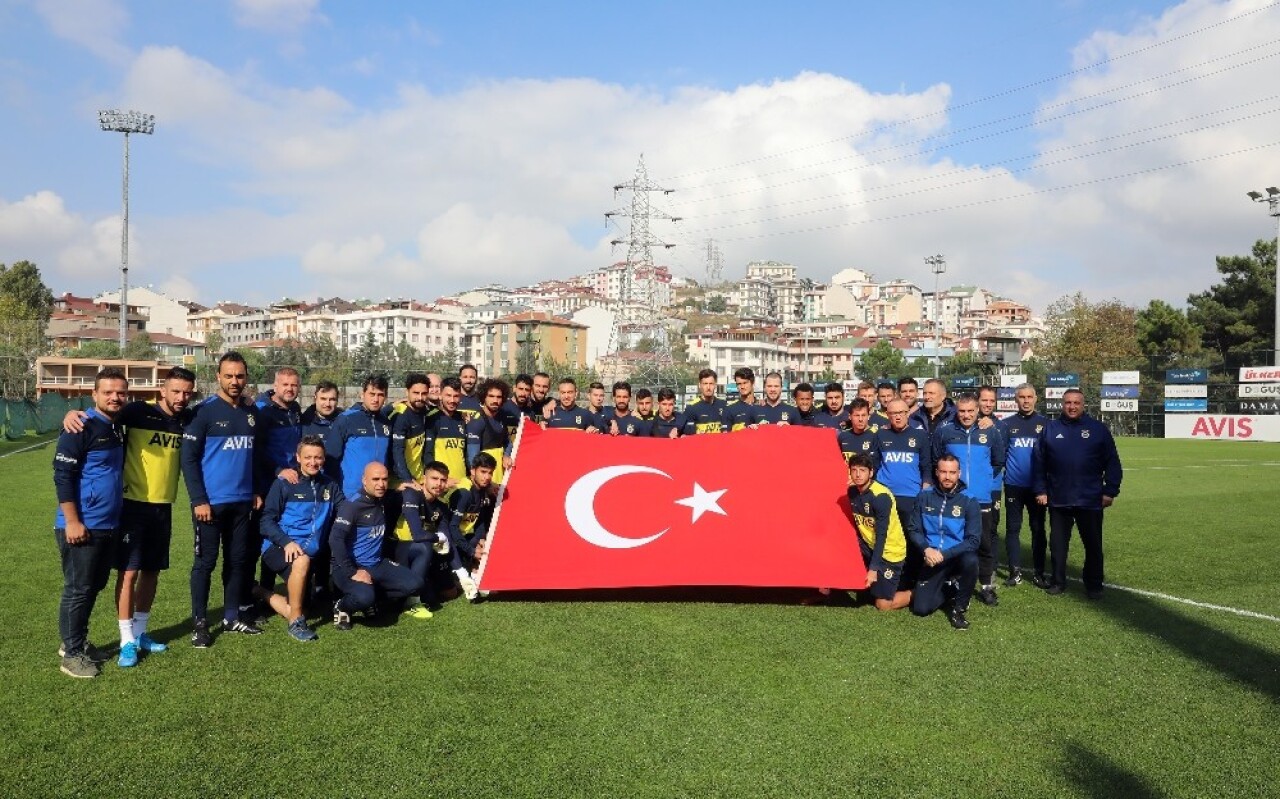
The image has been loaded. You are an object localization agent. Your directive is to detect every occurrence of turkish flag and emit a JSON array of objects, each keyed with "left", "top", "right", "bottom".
[{"left": 476, "top": 422, "right": 866, "bottom": 591}]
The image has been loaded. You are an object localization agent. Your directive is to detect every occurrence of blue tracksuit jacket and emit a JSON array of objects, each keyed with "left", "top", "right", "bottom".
[
  {"left": 326, "top": 404, "right": 391, "bottom": 499},
  {"left": 998, "top": 410, "right": 1048, "bottom": 489},
  {"left": 908, "top": 480, "right": 982, "bottom": 560},
  {"left": 1033, "top": 413, "right": 1123, "bottom": 509},
  {"left": 181, "top": 395, "right": 263, "bottom": 506},
  {"left": 260, "top": 471, "right": 344, "bottom": 556},
  {"left": 53, "top": 407, "right": 124, "bottom": 529},
  {"left": 931, "top": 420, "right": 1005, "bottom": 503}
]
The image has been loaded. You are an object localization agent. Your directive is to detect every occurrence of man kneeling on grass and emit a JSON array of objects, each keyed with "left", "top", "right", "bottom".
[
  {"left": 908, "top": 454, "right": 981, "bottom": 630},
  {"left": 329, "top": 462, "right": 424, "bottom": 630},
  {"left": 390, "top": 459, "right": 462, "bottom": 617},
  {"left": 254, "top": 436, "right": 343, "bottom": 641},
  {"left": 847, "top": 453, "right": 911, "bottom": 611}
]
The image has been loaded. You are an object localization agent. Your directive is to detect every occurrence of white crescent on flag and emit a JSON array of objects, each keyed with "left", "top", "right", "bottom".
[{"left": 564, "top": 465, "right": 672, "bottom": 549}]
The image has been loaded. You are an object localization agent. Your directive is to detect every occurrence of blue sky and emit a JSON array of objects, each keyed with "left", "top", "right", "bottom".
[{"left": 1, "top": 0, "right": 1277, "bottom": 312}]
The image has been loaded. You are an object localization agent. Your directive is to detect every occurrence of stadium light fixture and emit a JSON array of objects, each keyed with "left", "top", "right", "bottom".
[
  {"left": 924, "top": 254, "right": 947, "bottom": 378},
  {"left": 1246, "top": 186, "right": 1280, "bottom": 368},
  {"left": 98, "top": 109, "right": 156, "bottom": 352}
]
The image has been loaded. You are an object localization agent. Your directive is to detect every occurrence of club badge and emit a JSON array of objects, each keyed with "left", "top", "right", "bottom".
[
  {"left": 952, "top": 505, "right": 963, "bottom": 517},
  {"left": 1082, "top": 430, "right": 1091, "bottom": 439}
]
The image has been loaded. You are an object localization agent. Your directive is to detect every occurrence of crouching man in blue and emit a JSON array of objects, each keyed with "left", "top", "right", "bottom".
[
  {"left": 329, "top": 462, "right": 424, "bottom": 630},
  {"left": 254, "top": 436, "right": 343, "bottom": 642},
  {"left": 53, "top": 368, "right": 127, "bottom": 678},
  {"left": 908, "top": 454, "right": 982, "bottom": 630}
]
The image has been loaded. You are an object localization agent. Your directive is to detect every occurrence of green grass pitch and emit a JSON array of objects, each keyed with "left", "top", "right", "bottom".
[{"left": 1, "top": 437, "right": 1277, "bottom": 798}]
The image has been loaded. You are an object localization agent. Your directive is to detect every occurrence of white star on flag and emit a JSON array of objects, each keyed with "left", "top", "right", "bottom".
[{"left": 674, "top": 483, "right": 728, "bottom": 523}]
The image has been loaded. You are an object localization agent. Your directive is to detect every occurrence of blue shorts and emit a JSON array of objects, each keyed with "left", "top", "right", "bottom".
[
  {"left": 261, "top": 544, "right": 312, "bottom": 579},
  {"left": 859, "top": 540, "right": 904, "bottom": 600},
  {"left": 115, "top": 500, "right": 172, "bottom": 572}
]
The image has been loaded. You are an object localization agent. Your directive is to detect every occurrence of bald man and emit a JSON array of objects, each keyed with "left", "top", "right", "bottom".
[{"left": 328, "top": 462, "right": 424, "bottom": 630}]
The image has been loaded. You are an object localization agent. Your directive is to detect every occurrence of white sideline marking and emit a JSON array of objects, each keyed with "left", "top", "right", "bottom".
[
  {"left": 1068, "top": 577, "right": 1280, "bottom": 623},
  {"left": 0, "top": 439, "right": 54, "bottom": 459}
]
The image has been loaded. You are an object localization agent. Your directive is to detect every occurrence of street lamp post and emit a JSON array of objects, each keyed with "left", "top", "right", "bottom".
[
  {"left": 924, "top": 254, "right": 947, "bottom": 377},
  {"left": 98, "top": 109, "right": 155, "bottom": 353},
  {"left": 1246, "top": 187, "right": 1280, "bottom": 367}
]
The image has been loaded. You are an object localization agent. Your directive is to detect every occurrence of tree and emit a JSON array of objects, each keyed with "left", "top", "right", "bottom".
[
  {"left": 70, "top": 341, "right": 122, "bottom": 359},
  {"left": 938, "top": 350, "right": 983, "bottom": 381},
  {"left": 1136, "top": 299, "right": 1203, "bottom": 361},
  {"left": 906, "top": 356, "right": 933, "bottom": 377},
  {"left": 0, "top": 261, "right": 54, "bottom": 399},
  {"left": 0, "top": 261, "right": 55, "bottom": 329},
  {"left": 204, "top": 331, "right": 224, "bottom": 359},
  {"left": 1187, "top": 237, "right": 1276, "bottom": 361},
  {"left": 857, "top": 340, "right": 908, "bottom": 381},
  {"left": 1038, "top": 292, "right": 1141, "bottom": 383},
  {"left": 352, "top": 331, "right": 381, "bottom": 379},
  {"left": 706, "top": 295, "right": 728, "bottom": 313},
  {"left": 122, "top": 331, "right": 157, "bottom": 361}
]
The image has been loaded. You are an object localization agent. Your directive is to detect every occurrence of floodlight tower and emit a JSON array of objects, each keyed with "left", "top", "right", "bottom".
[
  {"left": 98, "top": 109, "right": 155, "bottom": 352},
  {"left": 925, "top": 254, "right": 947, "bottom": 377},
  {"left": 1246, "top": 187, "right": 1280, "bottom": 367}
]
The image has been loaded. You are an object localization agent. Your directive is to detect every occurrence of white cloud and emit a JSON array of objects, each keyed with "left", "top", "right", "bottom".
[
  {"left": 32, "top": 0, "right": 131, "bottom": 64},
  {"left": 231, "top": 0, "right": 323, "bottom": 33},
  {"left": 14, "top": 0, "right": 1279, "bottom": 314}
]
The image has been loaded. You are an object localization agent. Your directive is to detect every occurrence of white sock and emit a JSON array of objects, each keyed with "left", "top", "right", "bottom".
[
  {"left": 133, "top": 611, "right": 150, "bottom": 638},
  {"left": 119, "top": 619, "right": 136, "bottom": 646},
  {"left": 453, "top": 567, "right": 471, "bottom": 580}
]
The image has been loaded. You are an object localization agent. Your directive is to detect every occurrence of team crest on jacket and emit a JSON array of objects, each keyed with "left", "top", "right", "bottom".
[
  {"left": 382, "top": 424, "right": 390, "bottom": 435},
  {"left": 247, "top": 415, "right": 255, "bottom": 427},
  {"left": 978, "top": 433, "right": 987, "bottom": 444},
  {"left": 951, "top": 505, "right": 962, "bottom": 517},
  {"left": 322, "top": 488, "right": 331, "bottom": 500},
  {"left": 861, "top": 441, "right": 871, "bottom": 451},
  {"left": 883, "top": 568, "right": 894, "bottom": 579},
  {"left": 1036, "top": 425, "right": 1044, "bottom": 433},
  {"left": 1081, "top": 429, "right": 1091, "bottom": 438},
  {"left": 781, "top": 412, "right": 790, "bottom": 421},
  {"left": 575, "top": 415, "right": 582, "bottom": 424},
  {"left": 908, "top": 437, "right": 917, "bottom": 447}
]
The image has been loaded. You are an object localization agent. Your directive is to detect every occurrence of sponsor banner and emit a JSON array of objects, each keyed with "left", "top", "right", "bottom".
[
  {"left": 1165, "top": 368, "right": 1208, "bottom": 384},
  {"left": 1045, "top": 387, "right": 1068, "bottom": 399},
  {"left": 1101, "top": 399, "right": 1138, "bottom": 412},
  {"left": 1102, "top": 370, "right": 1140, "bottom": 385},
  {"left": 1238, "top": 382, "right": 1280, "bottom": 398},
  {"left": 997, "top": 387, "right": 1016, "bottom": 400},
  {"left": 1101, "top": 385, "right": 1139, "bottom": 399},
  {"left": 1000, "top": 373, "right": 1027, "bottom": 388},
  {"left": 1164, "top": 399, "right": 1208, "bottom": 412},
  {"left": 842, "top": 380, "right": 859, "bottom": 394},
  {"left": 1046, "top": 373, "right": 1079, "bottom": 387},
  {"left": 1164, "top": 385, "right": 1208, "bottom": 398},
  {"left": 949, "top": 375, "right": 979, "bottom": 389},
  {"left": 1234, "top": 400, "right": 1280, "bottom": 414},
  {"left": 1165, "top": 414, "right": 1280, "bottom": 441},
  {"left": 1239, "top": 366, "right": 1280, "bottom": 383},
  {"left": 996, "top": 400, "right": 1016, "bottom": 412},
  {"left": 1043, "top": 400, "right": 1065, "bottom": 412},
  {"left": 684, "top": 385, "right": 697, "bottom": 395}
]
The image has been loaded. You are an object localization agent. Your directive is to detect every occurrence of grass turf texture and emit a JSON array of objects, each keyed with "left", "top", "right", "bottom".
[{"left": 1, "top": 437, "right": 1277, "bottom": 798}]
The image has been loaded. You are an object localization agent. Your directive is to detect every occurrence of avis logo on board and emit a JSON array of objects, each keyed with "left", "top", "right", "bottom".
[{"left": 1191, "top": 417, "right": 1253, "bottom": 438}]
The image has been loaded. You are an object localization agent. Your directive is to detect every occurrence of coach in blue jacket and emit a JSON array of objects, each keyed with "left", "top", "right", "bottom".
[{"left": 1033, "top": 388, "right": 1123, "bottom": 599}]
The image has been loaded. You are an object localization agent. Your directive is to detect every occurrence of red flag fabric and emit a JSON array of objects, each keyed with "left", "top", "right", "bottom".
[{"left": 476, "top": 422, "right": 867, "bottom": 591}]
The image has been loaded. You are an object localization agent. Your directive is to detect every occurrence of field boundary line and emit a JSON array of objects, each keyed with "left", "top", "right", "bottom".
[
  {"left": 0, "top": 438, "right": 56, "bottom": 459},
  {"left": 1068, "top": 576, "right": 1280, "bottom": 622}
]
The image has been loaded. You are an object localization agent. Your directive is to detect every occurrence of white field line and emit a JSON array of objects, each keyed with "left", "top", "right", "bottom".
[
  {"left": 1124, "top": 462, "right": 1280, "bottom": 470},
  {"left": 0, "top": 439, "right": 55, "bottom": 459},
  {"left": 1066, "top": 576, "right": 1280, "bottom": 623}
]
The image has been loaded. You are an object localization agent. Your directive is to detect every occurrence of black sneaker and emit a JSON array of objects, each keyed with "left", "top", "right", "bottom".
[
  {"left": 59, "top": 652, "right": 100, "bottom": 679},
  {"left": 1086, "top": 587, "right": 1104, "bottom": 601},
  {"left": 977, "top": 586, "right": 999, "bottom": 606},
  {"left": 948, "top": 607, "right": 970, "bottom": 630},
  {"left": 1046, "top": 584, "right": 1065, "bottom": 596},
  {"left": 1003, "top": 571, "right": 1022, "bottom": 588},
  {"left": 223, "top": 620, "right": 264, "bottom": 635},
  {"left": 1030, "top": 574, "right": 1051, "bottom": 589},
  {"left": 191, "top": 619, "right": 212, "bottom": 648},
  {"left": 333, "top": 602, "right": 352, "bottom": 631}
]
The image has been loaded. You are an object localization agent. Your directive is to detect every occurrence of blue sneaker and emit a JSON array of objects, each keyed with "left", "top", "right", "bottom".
[
  {"left": 137, "top": 633, "right": 168, "bottom": 653},
  {"left": 118, "top": 641, "right": 140, "bottom": 668},
  {"left": 287, "top": 618, "right": 319, "bottom": 642}
]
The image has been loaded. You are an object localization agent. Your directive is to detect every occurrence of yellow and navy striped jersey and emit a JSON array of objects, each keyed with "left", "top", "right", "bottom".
[
  {"left": 849, "top": 480, "right": 907, "bottom": 566},
  {"left": 682, "top": 397, "right": 729, "bottom": 435},
  {"left": 726, "top": 398, "right": 759, "bottom": 431},
  {"left": 119, "top": 400, "right": 187, "bottom": 505}
]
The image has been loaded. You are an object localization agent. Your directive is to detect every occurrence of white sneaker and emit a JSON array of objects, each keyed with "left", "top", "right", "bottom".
[{"left": 457, "top": 570, "right": 479, "bottom": 602}]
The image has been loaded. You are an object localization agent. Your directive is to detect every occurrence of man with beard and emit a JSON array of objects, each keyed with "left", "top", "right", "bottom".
[
  {"left": 391, "top": 373, "right": 433, "bottom": 486},
  {"left": 466, "top": 378, "right": 513, "bottom": 483}
]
